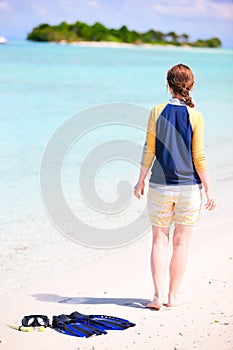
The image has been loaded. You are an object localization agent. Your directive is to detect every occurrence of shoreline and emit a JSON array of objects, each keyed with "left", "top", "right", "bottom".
[
  {"left": 50, "top": 39, "right": 191, "bottom": 49},
  {"left": 1, "top": 177, "right": 233, "bottom": 349},
  {"left": 0, "top": 215, "right": 232, "bottom": 349},
  {"left": 1, "top": 42, "right": 232, "bottom": 349}
]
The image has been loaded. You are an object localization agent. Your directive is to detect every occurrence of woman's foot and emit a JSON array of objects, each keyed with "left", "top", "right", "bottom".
[
  {"left": 145, "top": 296, "right": 162, "bottom": 310},
  {"left": 165, "top": 294, "right": 183, "bottom": 307}
]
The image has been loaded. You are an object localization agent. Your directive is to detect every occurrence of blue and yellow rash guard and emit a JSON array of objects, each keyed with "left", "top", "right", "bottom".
[{"left": 141, "top": 98, "right": 208, "bottom": 185}]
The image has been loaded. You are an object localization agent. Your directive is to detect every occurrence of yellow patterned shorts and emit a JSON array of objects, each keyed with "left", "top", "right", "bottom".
[{"left": 147, "top": 183, "right": 202, "bottom": 227}]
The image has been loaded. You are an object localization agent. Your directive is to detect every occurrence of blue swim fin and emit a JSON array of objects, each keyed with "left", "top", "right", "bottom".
[
  {"left": 69, "top": 311, "right": 136, "bottom": 331},
  {"left": 52, "top": 314, "right": 107, "bottom": 338}
]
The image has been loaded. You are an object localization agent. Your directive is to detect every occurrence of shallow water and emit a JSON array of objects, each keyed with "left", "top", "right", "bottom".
[{"left": 0, "top": 40, "right": 232, "bottom": 294}]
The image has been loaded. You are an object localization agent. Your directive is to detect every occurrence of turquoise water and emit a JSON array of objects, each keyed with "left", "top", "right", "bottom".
[
  {"left": 0, "top": 39, "right": 233, "bottom": 294},
  {"left": 0, "top": 40, "right": 233, "bottom": 222}
]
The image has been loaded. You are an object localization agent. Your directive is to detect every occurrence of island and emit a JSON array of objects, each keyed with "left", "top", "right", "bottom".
[{"left": 27, "top": 21, "right": 221, "bottom": 48}]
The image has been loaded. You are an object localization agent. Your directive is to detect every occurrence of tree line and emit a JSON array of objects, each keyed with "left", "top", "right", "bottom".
[{"left": 27, "top": 21, "right": 221, "bottom": 48}]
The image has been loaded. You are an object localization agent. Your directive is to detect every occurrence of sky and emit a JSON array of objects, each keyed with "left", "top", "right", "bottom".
[{"left": 0, "top": 0, "right": 233, "bottom": 47}]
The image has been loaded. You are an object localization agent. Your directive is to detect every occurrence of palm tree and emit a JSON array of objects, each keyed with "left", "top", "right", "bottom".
[
  {"left": 179, "top": 33, "right": 189, "bottom": 43},
  {"left": 166, "top": 31, "right": 179, "bottom": 43}
]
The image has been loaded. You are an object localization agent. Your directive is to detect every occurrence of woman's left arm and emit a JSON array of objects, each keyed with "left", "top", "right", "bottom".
[{"left": 134, "top": 109, "right": 156, "bottom": 199}]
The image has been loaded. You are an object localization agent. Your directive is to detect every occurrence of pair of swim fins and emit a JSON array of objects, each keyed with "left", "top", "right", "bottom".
[{"left": 52, "top": 311, "right": 135, "bottom": 338}]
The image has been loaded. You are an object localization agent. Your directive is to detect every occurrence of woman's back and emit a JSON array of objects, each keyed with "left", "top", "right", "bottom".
[{"left": 150, "top": 98, "right": 206, "bottom": 185}]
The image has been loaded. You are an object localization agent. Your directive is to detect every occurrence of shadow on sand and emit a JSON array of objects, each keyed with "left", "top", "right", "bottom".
[{"left": 32, "top": 294, "right": 149, "bottom": 309}]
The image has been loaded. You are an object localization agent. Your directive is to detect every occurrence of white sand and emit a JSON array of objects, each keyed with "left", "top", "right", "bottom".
[
  {"left": 61, "top": 40, "right": 182, "bottom": 49},
  {"left": 70, "top": 41, "right": 136, "bottom": 48},
  {"left": 0, "top": 182, "right": 233, "bottom": 350}
]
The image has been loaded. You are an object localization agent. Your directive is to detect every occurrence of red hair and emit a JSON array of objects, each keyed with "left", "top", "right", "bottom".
[{"left": 167, "top": 64, "right": 195, "bottom": 108}]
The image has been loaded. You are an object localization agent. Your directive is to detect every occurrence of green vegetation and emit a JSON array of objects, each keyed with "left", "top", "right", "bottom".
[
  {"left": 191, "top": 37, "right": 222, "bottom": 48},
  {"left": 27, "top": 21, "right": 222, "bottom": 48}
]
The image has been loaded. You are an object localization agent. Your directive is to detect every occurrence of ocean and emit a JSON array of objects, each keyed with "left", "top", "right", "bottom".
[{"left": 0, "top": 40, "right": 233, "bottom": 293}]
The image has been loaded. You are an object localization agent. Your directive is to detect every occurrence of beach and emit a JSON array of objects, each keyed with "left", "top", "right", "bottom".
[
  {"left": 0, "top": 178, "right": 233, "bottom": 350},
  {"left": 0, "top": 41, "right": 233, "bottom": 349},
  {"left": 66, "top": 40, "right": 178, "bottom": 50}
]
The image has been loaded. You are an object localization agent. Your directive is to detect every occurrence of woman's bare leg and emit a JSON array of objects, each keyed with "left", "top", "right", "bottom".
[
  {"left": 167, "top": 224, "right": 193, "bottom": 307},
  {"left": 146, "top": 225, "right": 169, "bottom": 309}
]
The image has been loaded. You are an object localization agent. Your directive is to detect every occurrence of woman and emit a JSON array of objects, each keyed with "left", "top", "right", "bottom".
[{"left": 134, "top": 64, "right": 216, "bottom": 309}]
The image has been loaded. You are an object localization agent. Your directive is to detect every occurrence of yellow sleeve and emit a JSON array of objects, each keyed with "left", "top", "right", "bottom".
[
  {"left": 140, "top": 108, "right": 156, "bottom": 169},
  {"left": 190, "top": 111, "right": 208, "bottom": 172}
]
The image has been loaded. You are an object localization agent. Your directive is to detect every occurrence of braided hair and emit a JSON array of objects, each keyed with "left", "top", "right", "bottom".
[{"left": 167, "top": 64, "right": 195, "bottom": 108}]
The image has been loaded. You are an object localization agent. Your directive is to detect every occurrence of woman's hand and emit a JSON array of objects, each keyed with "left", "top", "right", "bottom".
[
  {"left": 204, "top": 189, "right": 216, "bottom": 210},
  {"left": 196, "top": 170, "right": 216, "bottom": 211},
  {"left": 134, "top": 181, "right": 145, "bottom": 199}
]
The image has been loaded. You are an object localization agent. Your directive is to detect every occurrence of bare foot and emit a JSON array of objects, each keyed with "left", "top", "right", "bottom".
[
  {"left": 165, "top": 295, "right": 184, "bottom": 308},
  {"left": 145, "top": 296, "right": 162, "bottom": 310}
]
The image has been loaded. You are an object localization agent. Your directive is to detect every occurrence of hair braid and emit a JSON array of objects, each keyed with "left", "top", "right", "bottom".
[{"left": 167, "top": 64, "right": 195, "bottom": 108}]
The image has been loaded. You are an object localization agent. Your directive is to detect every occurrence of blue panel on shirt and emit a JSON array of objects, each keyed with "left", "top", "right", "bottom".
[{"left": 150, "top": 103, "right": 201, "bottom": 185}]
